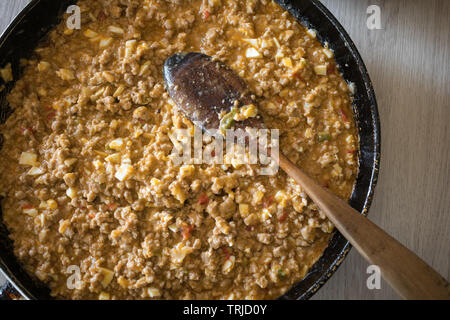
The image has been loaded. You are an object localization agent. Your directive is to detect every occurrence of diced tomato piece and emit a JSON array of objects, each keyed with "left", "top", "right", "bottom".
[
  {"left": 340, "top": 108, "right": 349, "bottom": 122},
  {"left": 198, "top": 193, "right": 209, "bottom": 205},
  {"left": 211, "top": 150, "right": 216, "bottom": 157},
  {"left": 222, "top": 247, "right": 231, "bottom": 260},
  {"left": 339, "top": 109, "right": 348, "bottom": 122},
  {"left": 347, "top": 149, "right": 356, "bottom": 154},
  {"left": 203, "top": 9, "right": 210, "bottom": 20},
  {"left": 264, "top": 196, "right": 273, "bottom": 208},
  {"left": 278, "top": 212, "right": 289, "bottom": 222},
  {"left": 327, "top": 63, "right": 336, "bottom": 75},
  {"left": 107, "top": 203, "right": 118, "bottom": 210},
  {"left": 20, "top": 127, "right": 36, "bottom": 135},
  {"left": 22, "top": 204, "right": 34, "bottom": 209},
  {"left": 181, "top": 224, "right": 194, "bottom": 240},
  {"left": 89, "top": 213, "right": 95, "bottom": 219},
  {"left": 97, "top": 11, "right": 107, "bottom": 21},
  {"left": 46, "top": 111, "right": 56, "bottom": 121}
]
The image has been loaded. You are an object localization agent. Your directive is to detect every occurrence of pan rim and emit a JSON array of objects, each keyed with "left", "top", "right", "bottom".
[{"left": 0, "top": 0, "right": 381, "bottom": 300}]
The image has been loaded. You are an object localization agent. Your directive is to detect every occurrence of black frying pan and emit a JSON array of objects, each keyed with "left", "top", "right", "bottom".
[{"left": 0, "top": 0, "right": 380, "bottom": 300}]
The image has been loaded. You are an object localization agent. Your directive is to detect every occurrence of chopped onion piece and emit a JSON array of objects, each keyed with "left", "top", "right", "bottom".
[
  {"left": 19, "top": 152, "right": 38, "bottom": 166},
  {"left": 314, "top": 65, "right": 327, "bottom": 76},
  {"left": 245, "top": 47, "right": 262, "bottom": 58}
]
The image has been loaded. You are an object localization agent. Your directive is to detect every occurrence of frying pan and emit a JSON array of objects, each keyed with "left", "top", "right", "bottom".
[{"left": 0, "top": 0, "right": 380, "bottom": 300}]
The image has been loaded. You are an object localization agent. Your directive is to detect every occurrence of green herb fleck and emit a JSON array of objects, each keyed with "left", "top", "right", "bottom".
[
  {"left": 219, "top": 108, "right": 238, "bottom": 133},
  {"left": 277, "top": 269, "right": 287, "bottom": 279},
  {"left": 318, "top": 132, "right": 331, "bottom": 142}
]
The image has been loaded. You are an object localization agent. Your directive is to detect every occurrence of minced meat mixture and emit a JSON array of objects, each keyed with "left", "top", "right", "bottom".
[{"left": 0, "top": 0, "right": 358, "bottom": 299}]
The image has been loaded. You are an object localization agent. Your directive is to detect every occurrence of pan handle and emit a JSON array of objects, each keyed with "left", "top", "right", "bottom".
[{"left": 0, "top": 280, "right": 22, "bottom": 300}]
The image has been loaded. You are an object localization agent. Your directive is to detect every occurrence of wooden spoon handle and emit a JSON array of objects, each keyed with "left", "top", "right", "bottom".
[{"left": 278, "top": 153, "right": 450, "bottom": 300}]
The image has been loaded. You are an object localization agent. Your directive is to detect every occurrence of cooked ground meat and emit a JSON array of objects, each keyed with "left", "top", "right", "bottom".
[{"left": 0, "top": 0, "right": 358, "bottom": 300}]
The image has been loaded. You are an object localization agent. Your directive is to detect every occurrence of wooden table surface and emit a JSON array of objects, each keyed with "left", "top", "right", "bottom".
[{"left": 0, "top": 0, "right": 448, "bottom": 300}]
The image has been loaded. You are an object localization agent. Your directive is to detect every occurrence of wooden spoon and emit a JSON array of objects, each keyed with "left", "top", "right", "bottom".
[{"left": 163, "top": 52, "right": 450, "bottom": 300}]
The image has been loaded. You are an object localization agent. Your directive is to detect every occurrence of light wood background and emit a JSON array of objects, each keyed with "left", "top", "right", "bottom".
[{"left": 0, "top": 0, "right": 448, "bottom": 300}]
